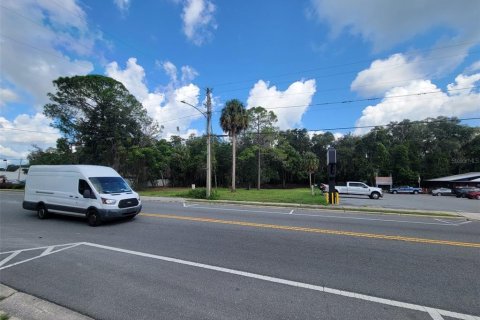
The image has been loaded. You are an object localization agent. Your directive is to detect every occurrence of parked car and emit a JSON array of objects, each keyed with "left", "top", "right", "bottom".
[
  {"left": 318, "top": 183, "right": 328, "bottom": 192},
  {"left": 6, "top": 179, "right": 25, "bottom": 185},
  {"left": 453, "top": 187, "right": 480, "bottom": 198},
  {"left": 466, "top": 190, "right": 480, "bottom": 200},
  {"left": 334, "top": 181, "right": 383, "bottom": 199},
  {"left": 431, "top": 187, "right": 452, "bottom": 196},
  {"left": 390, "top": 186, "right": 422, "bottom": 194}
]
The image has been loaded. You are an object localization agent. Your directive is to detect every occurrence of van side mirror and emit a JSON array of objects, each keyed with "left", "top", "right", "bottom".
[{"left": 83, "top": 189, "right": 93, "bottom": 198}]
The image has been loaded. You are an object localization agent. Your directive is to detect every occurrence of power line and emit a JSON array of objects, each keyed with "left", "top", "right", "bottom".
[
  {"left": 206, "top": 85, "right": 478, "bottom": 114},
  {"left": 208, "top": 41, "right": 480, "bottom": 89},
  {"left": 3, "top": 2, "right": 479, "bottom": 111},
  {"left": 1, "top": 86, "right": 477, "bottom": 136},
  {"left": 0, "top": 4, "right": 95, "bottom": 56},
  {"left": 307, "top": 117, "right": 480, "bottom": 133},
  {"left": 212, "top": 50, "right": 480, "bottom": 96},
  {"left": 0, "top": 127, "right": 60, "bottom": 135},
  {"left": 213, "top": 117, "right": 480, "bottom": 137},
  {"left": 0, "top": 34, "right": 70, "bottom": 61},
  {"left": 5, "top": 1, "right": 479, "bottom": 96}
]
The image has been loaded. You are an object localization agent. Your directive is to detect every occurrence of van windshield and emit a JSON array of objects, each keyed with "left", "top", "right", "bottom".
[{"left": 89, "top": 177, "right": 132, "bottom": 194}]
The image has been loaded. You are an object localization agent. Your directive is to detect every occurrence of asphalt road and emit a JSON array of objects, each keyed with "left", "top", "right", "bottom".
[
  {"left": 338, "top": 193, "right": 480, "bottom": 213},
  {"left": 1, "top": 191, "right": 479, "bottom": 320}
]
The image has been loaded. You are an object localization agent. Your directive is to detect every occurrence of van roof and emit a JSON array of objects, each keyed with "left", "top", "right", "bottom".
[{"left": 28, "top": 165, "right": 120, "bottom": 177}]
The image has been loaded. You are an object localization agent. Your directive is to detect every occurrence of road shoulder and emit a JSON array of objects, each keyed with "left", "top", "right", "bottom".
[{"left": 0, "top": 284, "right": 92, "bottom": 320}]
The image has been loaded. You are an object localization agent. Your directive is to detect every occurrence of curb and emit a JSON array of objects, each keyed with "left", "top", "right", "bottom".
[{"left": 0, "top": 284, "right": 92, "bottom": 320}]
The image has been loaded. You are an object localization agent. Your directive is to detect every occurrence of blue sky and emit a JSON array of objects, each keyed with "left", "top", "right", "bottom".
[{"left": 1, "top": 0, "right": 479, "bottom": 164}]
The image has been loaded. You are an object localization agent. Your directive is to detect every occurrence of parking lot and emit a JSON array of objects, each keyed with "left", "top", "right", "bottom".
[{"left": 337, "top": 192, "right": 479, "bottom": 214}]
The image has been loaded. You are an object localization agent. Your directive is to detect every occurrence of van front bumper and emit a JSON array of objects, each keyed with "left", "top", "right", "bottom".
[{"left": 98, "top": 205, "right": 142, "bottom": 220}]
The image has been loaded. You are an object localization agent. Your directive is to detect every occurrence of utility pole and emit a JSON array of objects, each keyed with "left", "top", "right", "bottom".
[
  {"left": 181, "top": 88, "right": 212, "bottom": 198},
  {"left": 257, "top": 113, "right": 261, "bottom": 190},
  {"left": 206, "top": 88, "right": 212, "bottom": 198}
]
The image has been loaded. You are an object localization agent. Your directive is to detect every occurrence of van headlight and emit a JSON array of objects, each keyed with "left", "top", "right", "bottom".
[{"left": 101, "top": 198, "right": 117, "bottom": 205}]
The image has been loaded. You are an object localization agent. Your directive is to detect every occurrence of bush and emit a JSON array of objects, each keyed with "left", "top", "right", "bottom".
[
  {"left": 186, "top": 188, "right": 219, "bottom": 200},
  {"left": 0, "top": 183, "right": 24, "bottom": 190}
]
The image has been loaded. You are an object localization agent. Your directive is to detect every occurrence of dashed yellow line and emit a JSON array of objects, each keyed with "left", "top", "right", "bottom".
[{"left": 140, "top": 213, "right": 480, "bottom": 248}]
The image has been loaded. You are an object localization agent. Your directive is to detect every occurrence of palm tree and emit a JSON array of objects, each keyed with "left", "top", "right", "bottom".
[
  {"left": 220, "top": 99, "right": 249, "bottom": 191},
  {"left": 303, "top": 151, "right": 319, "bottom": 195}
]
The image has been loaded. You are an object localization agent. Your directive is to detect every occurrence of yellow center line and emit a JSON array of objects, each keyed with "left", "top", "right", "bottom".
[{"left": 140, "top": 213, "right": 480, "bottom": 248}]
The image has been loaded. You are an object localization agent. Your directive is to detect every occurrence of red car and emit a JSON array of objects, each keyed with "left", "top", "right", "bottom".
[{"left": 466, "top": 190, "right": 480, "bottom": 200}]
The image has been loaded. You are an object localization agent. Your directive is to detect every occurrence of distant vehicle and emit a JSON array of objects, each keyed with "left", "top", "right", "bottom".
[
  {"left": 23, "top": 165, "right": 142, "bottom": 226},
  {"left": 390, "top": 186, "right": 422, "bottom": 194},
  {"left": 453, "top": 187, "right": 480, "bottom": 198},
  {"left": 318, "top": 183, "right": 328, "bottom": 192},
  {"left": 431, "top": 187, "right": 452, "bottom": 196},
  {"left": 334, "top": 181, "right": 383, "bottom": 199},
  {"left": 6, "top": 179, "right": 25, "bottom": 185},
  {"left": 466, "top": 190, "right": 480, "bottom": 200}
]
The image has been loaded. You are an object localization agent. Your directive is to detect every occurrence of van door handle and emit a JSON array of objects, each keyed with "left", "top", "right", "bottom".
[{"left": 69, "top": 195, "right": 73, "bottom": 198}]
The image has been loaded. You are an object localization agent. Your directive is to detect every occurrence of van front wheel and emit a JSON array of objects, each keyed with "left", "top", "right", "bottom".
[
  {"left": 87, "top": 209, "right": 102, "bottom": 227},
  {"left": 37, "top": 205, "right": 49, "bottom": 219}
]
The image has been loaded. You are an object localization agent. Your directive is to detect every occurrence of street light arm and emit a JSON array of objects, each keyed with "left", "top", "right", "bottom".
[{"left": 180, "top": 100, "right": 207, "bottom": 118}]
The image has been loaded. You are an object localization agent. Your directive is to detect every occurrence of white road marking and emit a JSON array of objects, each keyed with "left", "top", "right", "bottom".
[
  {"left": 435, "top": 219, "right": 472, "bottom": 226},
  {"left": 40, "top": 246, "right": 54, "bottom": 256},
  {"left": 0, "top": 243, "right": 83, "bottom": 270},
  {"left": 1, "top": 241, "right": 478, "bottom": 319},
  {"left": 426, "top": 308, "right": 445, "bottom": 320},
  {"left": 81, "top": 242, "right": 479, "bottom": 320},
  {"left": 184, "top": 204, "right": 291, "bottom": 215},
  {"left": 181, "top": 204, "right": 468, "bottom": 226},
  {"left": 183, "top": 203, "right": 198, "bottom": 208},
  {"left": 0, "top": 242, "right": 82, "bottom": 255},
  {"left": 0, "top": 251, "right": 20, "bottom": 267}
]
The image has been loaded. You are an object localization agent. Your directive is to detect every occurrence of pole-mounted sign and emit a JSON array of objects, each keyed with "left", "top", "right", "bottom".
[{"left": 327, "top": 147, "right": 338, "bottom": 204}]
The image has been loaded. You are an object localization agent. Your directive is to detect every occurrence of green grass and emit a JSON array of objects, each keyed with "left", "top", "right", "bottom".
[
  {"left": 0, "top": 312, "right": 10, "bottom": 320},
  {"left": 140, "top": 187, "right": 328, "bottom": 205}
]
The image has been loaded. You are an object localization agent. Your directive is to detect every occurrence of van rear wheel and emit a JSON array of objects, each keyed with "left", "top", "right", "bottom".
[
  {"left": 37, "top": 204, "right": 49, "bottom": 219},
  {"left": 87, "top": 209, "right": 102, "bottom": 227}
]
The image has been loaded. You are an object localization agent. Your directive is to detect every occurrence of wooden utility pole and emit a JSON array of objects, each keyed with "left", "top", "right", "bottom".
[{"left": 206, "top": 88, "right": 212, "bottom": 198}]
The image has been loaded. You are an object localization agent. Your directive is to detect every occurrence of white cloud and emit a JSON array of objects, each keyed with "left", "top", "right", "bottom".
[
  {"left": 247, "top": 80, "right": 317, "bottom": 130},
  {"left": 181, "top": 66, "right": 199, "bottom": 83},
  {"left": 0, "top": 88, "right": 18, "bottom": 107},
  {"left": 114, "top": 0, "right": 130, "bottom": 13},
  {"left": 0, "top": 0, "right": 95, "bottom": 108},
  {"left": 0, "top": 113, "right": 60, "bottom": 158},
  {"left": 466, "top": 60, "right": 480, "bottom": 74},
  {"left": 105, "top": 58, "right": 203, "bottom": 137},
  {"left": 182, "top": 0, "right": 217, "bottom": 45},
  {"left": 354, "top": 72, "right": 480, "bottom": 135},
  {"left": 163, "top": 61, "right": 178, "bottom": 84},
  {"left": 309, "top": 0, "right": 480, "bottom": 51},
  {"left": 106, "top": 58, "right": 149, "bottom": 100},
  {"left": 351, "top": 54, "right": 425, "bottom": 97}
]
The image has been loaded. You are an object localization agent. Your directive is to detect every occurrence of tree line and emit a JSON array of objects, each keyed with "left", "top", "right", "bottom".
[{"left": 27, "top": 75, "right": 480, "bottom": 189}]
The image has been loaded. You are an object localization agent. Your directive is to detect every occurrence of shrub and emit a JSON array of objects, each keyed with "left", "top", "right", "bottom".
[{"left": 186, "top": 188, "right": 219, "bottom": 200}]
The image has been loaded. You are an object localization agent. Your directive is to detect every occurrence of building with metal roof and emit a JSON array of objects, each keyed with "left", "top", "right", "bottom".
[{"left": 425, "top": 172, "right": 480, "bottom": 188}]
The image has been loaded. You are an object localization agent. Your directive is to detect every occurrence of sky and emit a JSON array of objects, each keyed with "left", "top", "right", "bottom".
[{"left": 1, "top": 0, "right": 480, "bottom": 165}]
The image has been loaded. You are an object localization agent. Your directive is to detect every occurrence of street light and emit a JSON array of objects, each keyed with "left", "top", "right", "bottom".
[{"left": 180, "top": 88, "right": 212, "bottom": 198}]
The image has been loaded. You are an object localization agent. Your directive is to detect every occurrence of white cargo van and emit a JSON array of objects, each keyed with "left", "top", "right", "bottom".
[{"left": 23, "top": 165, "right": 142, "bottom": 226}]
